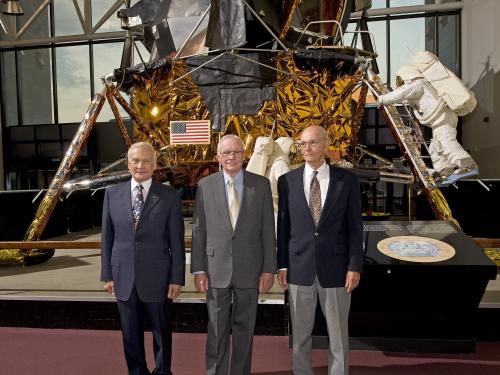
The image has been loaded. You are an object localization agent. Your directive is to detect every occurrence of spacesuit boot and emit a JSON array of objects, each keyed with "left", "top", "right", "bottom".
[
  {"left": 454, "top": 157, "right": 479, "bottom": 175},
  {"left": 428, "top": 168, "right": 444, "bottom": 183},
  {"left": 438, "top": 158, "right": 479, "bottom": 186},
  {"left": 437, "top": 166, "right": 455, "bottom": 179}
]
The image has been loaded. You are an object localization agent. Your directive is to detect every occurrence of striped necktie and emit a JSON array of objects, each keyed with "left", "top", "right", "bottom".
[{"left": 309, "top": 171, "right": 321, "bottom": 226}]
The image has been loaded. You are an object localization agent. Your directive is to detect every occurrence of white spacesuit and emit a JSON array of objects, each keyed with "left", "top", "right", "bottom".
[
  {"left": 246, "top": 136, "right": 274, "bottom": 176},
  {"left": 246, "top": 136, "right": 293, "bottom": 226},
  {"left": 377, "top": 65, "right": 478, "bottom": 179},
  {"left": 265, "top": 137, "right": 294, "bottom": 212}
]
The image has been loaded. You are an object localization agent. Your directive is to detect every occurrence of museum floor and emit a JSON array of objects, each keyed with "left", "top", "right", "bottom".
[
  {"left": 1, "top": 223, "right": 499, "bottom": 367},
  {"left": 1, "top": 327, "right": 500, "bottom": 375}
]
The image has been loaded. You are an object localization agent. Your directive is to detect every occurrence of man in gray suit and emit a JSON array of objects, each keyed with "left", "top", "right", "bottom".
[
  {"left": 101, "top": 142, "right": 185, "bottom": 375},
  {"left": 191, "top": 134, "right": 276, "bottom": 375},
  {"left": 277, "top": 126, "right": 363, "bottom": 375}
]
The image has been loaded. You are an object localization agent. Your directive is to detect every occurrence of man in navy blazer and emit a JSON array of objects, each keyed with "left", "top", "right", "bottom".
[
  {"left": 101, "top": 142, "right": 185, "bottom": 375},
  {"left": 277, "top": 126, "right": 363, "bottom": 375}
]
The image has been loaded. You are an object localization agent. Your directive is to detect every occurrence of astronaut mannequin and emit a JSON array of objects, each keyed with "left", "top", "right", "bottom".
[
  {"left": 246, "top": 136, "right": 274, "bottom": 176},
  {"left": 265, "top": 137, "right": 294, "bottom": 212},
  {"left": 377, "top": 65, "right": 478, "bottom": 180}
]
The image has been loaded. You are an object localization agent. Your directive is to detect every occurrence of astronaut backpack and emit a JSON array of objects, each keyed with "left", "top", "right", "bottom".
[{"left": 413, "top": 51, "right": 477, "bottom": 116}]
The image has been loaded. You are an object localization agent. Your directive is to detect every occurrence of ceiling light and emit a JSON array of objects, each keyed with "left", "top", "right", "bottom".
[{"left": 2, "top": 1, "right": 24, "bottom": 16}]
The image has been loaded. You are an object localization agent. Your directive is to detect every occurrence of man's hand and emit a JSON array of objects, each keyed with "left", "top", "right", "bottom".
[
  {"left": 168, "top": 284, "right": 182, "bottom": 299},
  {"left": 194, "top": 273, "right": 209, "bottom": 293},
  {"left": 277, "top": 270, "right": 288, "bottom": 290},
  {"left": 345, "top": 271, "right": 361, "bottom": 293},
  {"left": 259, "top": 272, "right": 274, "bottom": 294},
  {"left": 103, "top": 281, "right": 115, "bottom": 296}
]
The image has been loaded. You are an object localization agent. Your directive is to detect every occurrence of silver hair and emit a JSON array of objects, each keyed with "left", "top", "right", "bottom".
[
  {"left": 217, "top": 134, "right": 245, "bottom": 153},
  {"left": 127, "top": 142, "right": 157, "bottom": 162}
]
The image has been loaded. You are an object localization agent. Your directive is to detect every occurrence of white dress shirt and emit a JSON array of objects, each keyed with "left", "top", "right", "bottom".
[
  {"left": 130, "top": 178, "right": 152, "bottom": 206},
  {"left": 303, "top": 161, "right": 330, "bottom": 207}
]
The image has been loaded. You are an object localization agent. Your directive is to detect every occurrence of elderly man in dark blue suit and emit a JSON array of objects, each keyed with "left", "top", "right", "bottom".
[
  {"left": 101, "top": 141, "right": 185, "bottom": 375},
  {"left": 277, "top": 126, "right": 363, "bottom": 375}
]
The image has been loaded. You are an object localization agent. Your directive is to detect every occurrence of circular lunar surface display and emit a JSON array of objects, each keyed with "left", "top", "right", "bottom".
[{"left": 377, "top": 235, "right": 456, "bottom": 262}]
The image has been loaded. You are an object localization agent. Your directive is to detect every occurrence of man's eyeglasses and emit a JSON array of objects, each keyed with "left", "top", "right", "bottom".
[
  {"left": 220, "top": 150, "right": 244, "bottom": 158},
  {"left": 297, "top": 140, "right": 323, "bottom": 149}
]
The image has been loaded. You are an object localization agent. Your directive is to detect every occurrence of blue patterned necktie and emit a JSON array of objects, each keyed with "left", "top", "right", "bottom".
[{"left": 132, "top": 184, "right": 144, "bottom": 228}]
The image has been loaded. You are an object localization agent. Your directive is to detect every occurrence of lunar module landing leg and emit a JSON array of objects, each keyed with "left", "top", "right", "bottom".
[{"left": 0, "top": 82, "right": 150, "bottom": 266}]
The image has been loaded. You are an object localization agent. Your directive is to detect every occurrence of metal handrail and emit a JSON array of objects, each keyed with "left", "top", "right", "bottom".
[
  {"left": 294, "top": 20, "right": 345, "bottom": 48},
  {"left": 0, "top": 238, "right": 193, "bottom": 250}
]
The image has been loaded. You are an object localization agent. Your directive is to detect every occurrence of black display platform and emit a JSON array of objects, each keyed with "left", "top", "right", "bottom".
[{"left": 309, "top": 220, "right": 497, "bottom": 353}]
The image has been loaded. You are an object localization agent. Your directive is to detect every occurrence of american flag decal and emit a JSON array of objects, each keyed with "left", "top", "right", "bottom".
[{"left": 169, "top": 120, "right": 211, "bottom": 145}]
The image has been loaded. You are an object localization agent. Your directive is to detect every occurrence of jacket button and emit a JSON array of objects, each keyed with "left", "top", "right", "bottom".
[{"left": 314, "top": 232, "right": 318, "bottom": 236}]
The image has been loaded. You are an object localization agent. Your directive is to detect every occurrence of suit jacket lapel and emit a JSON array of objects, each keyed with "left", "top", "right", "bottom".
[
  {"left": 318, "top": 166, "right": 342, "bottom": 227},
  {"left": 235, "top": 171, "right": 255, "bottom": 232},
  {"left": 136, "top": 181, "right": 161, "bottom": 227},
  {"left": 293, "top": 166, "right": 315, "bottom": 226},
  {"left": 119, "top": 181, "right": 135, "bottom": 228},
  {"left": 214, "top": 172, "right": 233, "bottom": 231}
]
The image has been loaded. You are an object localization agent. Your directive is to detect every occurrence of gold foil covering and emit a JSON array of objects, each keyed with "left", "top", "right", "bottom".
[
  {"left": 428, "top": 188, "right": 460, "bottom": 228},
  {"left": 483, "top": 248, "right": 500, "bottom": 267},
  {"left": 0, "top": 249, "right": 25, "bottom": 266},
  {"left": 132, "top": 60, "right": 217, "bottom": 167},
  {"left": 131, "top": 54, "right": 355, "bottom": 169}
]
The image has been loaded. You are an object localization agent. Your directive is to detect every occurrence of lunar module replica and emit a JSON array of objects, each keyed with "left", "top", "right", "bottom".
[{"left": 1, "top": 0, "right": 467, "bottom": 265}]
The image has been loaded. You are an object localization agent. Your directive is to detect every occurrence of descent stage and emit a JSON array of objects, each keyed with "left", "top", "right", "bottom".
[{"left": 0, "top": 220, "right": 498, "bottom": 352}]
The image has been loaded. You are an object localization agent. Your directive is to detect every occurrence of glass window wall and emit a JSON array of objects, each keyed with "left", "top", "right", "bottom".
[
  {"left": 1, "top": 51, "right": 18, "bottom": 126},
  {"left": 55, "top": 45, "right": 91, "bottom": 123},
  {"left": 92, "top": 0, "right": 123, "bottom": 33},
  {"left": 93, "top": 42, "right": 128, "bottom": 122},
  {"left": 389, "top": 17, "right": 426, "bottom": 84},
  {"left": 17, "top": 0, "right": 50, "bottom": 40},
  {"left": 19, "top": 48, "right": 54, "bottom": 125},
  {"left": 54, "top": 0, "right": 85, "bottom": 36}
]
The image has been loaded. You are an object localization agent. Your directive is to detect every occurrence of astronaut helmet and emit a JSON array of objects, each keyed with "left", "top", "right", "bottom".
[
  {"left": 253, "top": 136, "right": 274, "bottom": 155},
  {"left": 395, "top": 65, "right": 423, "bottom": 86}
]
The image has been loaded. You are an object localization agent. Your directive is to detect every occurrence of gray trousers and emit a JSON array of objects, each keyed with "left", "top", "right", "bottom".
[
  {"left": 206, "top": 286, "right": 259, "bottom": 375},
  {"left": 289, "top": 278, "right": 351, "bottom": 375}
]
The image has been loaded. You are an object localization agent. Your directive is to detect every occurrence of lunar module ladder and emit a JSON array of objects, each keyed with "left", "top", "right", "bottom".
[{"left": 363, "top": 71, "right": 459, "bottom": 226}]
